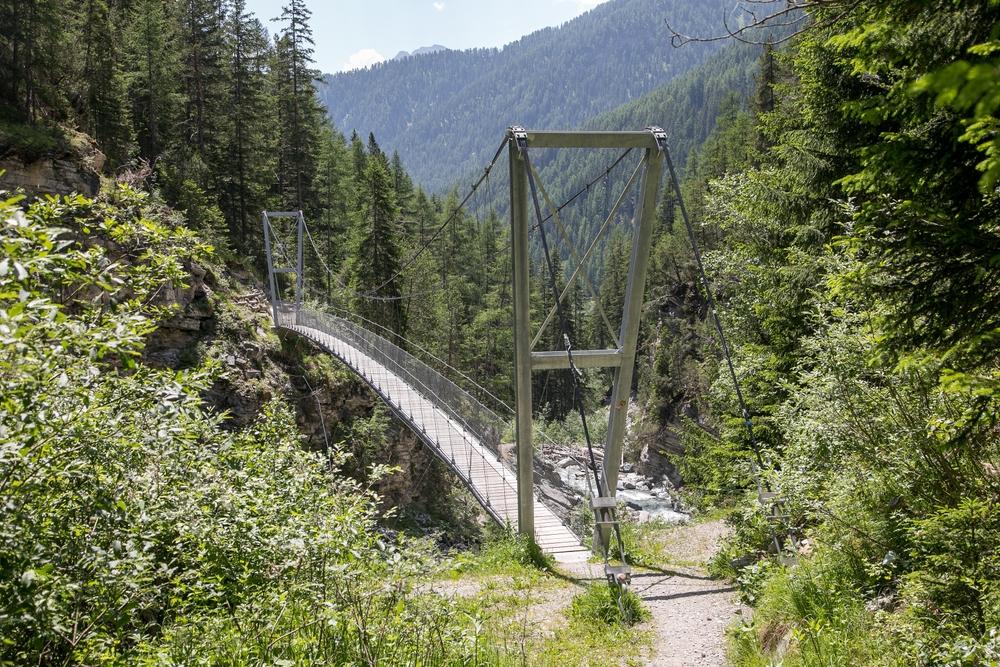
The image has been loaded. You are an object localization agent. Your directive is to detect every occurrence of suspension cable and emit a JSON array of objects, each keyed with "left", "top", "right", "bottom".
[
  {"left": 300, "top": 217, "right": 441, "bottom": 302},
  {"left": 530, "top": 148, "right": 633, "bottom": 232},
  {"left": 662, "top": 149, "right": 766, "bottom": 473},
  {"left": 351, "top": 136, "right": 511, "bottom": 299},
  {"left": 318, "top": 300, "right": 516, "bottom": 415}
]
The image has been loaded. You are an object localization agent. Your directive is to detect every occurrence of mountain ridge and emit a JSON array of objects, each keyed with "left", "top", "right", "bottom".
[
  {"left": 317, "top": 0, "right": 738, "bottom": 192},
  {"left": 393, "top": 44, "right": 449, "bottom": 60}
]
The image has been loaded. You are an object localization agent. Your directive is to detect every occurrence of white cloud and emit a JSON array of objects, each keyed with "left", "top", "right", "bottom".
[
  {"left": 342, "top": 48, "right": 386, "bottom": 72},
  {"left": 432, "top": 1, "right": 445, "bottom": 11}
]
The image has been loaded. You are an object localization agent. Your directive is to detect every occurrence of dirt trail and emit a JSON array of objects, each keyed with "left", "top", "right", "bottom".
[{"left": 558, "top": 520, "right": 744, "bottom": 667}]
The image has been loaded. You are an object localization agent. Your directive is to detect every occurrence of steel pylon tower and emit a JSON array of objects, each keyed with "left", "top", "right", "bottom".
[{"left": 508, "top": 127, "right": 668, "bottom": 547}]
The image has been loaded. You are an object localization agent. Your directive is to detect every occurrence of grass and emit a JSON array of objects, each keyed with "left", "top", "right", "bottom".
[
  {"left": 570, "top": 583, "right": 650, "bottom": 627},
  {"left": 444, "top": 530, "right": 556, "bottom": 578},
  {"left": 726, "top": 556, "right": 902, "bottom": 667}
]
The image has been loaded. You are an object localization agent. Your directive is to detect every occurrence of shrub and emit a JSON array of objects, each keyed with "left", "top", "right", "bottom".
[{"left": 569, "top": 583, "right": 650, "bottom": 627}]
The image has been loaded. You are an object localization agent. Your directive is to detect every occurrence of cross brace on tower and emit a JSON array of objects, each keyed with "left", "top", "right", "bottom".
[{"left": 508, "top": 126, "right": 668, "bottom": 553}]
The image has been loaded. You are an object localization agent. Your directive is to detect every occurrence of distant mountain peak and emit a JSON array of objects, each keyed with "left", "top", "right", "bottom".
[{"left": 393, "top": 45, "right": 448, "bottom": 61}]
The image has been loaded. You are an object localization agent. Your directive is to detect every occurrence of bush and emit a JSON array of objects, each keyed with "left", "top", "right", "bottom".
[
  {"left": 0, "top": 119, "right": 68, "bottom": 161},
  {"left": 0, "top": 189, "right": 519, "bottom": 665},
  {"left": 569, "top": 583, "right": 650, "bottom": 627}
]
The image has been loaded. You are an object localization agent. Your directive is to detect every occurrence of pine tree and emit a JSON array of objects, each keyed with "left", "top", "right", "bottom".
[
  {"left": 752, "top": 42, "right": 777, "bottom": 154},
  {"left": 123, "top": 0, "right": 182, "bottom": 161},
  {"left": 221, "top": 0, "right": 275, "bottom": 249},
  {"left": 0, "top": 0, "right": 69, "bottom": 122},
  {"left": 75, "top": 0, "right": 132, "bottom": 164},
  {"left": 390, "top": 150, "right": 415, "bottom": 224},
  {"left": 350, "top": 157, "right": 405, "bottom": 335},
  {"left": 349, "top": 130, "right": 366, "bottom": 184},
  {"left": 593, "top": 230, "right": 629, "bottom": 349},
  {"left": 312, "top": 125, "right": 352, "bottom": 296},
  {"left": 179, "top": 0, "right": 227, "bottom": 164},
  {"left": 367, "top": 132, "right": 386, "bottom": 168},
  {"left": 270, "top": 0, "right": 324, "bottom": 211}
]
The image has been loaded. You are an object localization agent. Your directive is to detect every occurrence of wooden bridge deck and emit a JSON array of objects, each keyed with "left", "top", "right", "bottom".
[{"left": 285, "top": 322, "right": 590, "bottom": 563}]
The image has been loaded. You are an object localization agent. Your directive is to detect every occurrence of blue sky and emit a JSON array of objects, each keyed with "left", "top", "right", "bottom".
[{"left": 244, "top": 0, "right": 609, "bottom": 74}]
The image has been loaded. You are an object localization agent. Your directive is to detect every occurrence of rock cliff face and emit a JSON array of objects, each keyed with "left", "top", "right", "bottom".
[
  {"left": 143, "top": 257, "right": 480, "bottom": 528},
  {"left": 0, "top": 128, "right": 105, "bottom": 197},
  {"left": 0, "top": 155, "right": 101, "bottom": 197}
]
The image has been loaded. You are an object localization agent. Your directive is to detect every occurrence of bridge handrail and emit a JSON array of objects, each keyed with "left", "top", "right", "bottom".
[
  {"left": 287, "top": 306, "right": 509, "bottom": 465},
  {"left": 276, "top": 303, "right": 590, "bottom": 542}
]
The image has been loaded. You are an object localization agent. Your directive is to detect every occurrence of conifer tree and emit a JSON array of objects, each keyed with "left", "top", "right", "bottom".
[
  {"left": 123, "top": 0, "right": 182, "bottom": 161},
  {"left": 221, "top": 0, "right": 275, "bottom": 248},
  {"left": 367, "top": 132, "right": 387, "bottom": 167},
  {"left": 350, "top": 157, "right": 405, "bottom": 335},
  {"left": 179, "top": 0, "right": 227, "bottom": 165},
  {"left": 390, "top": 150, "right": 415, "bottom": 223},
  {"left": 313, "top": 125, "right": 352, "bottom": 294},
  {"left": 593, "top": 230, "right": 629, "bottom": 349},
  {"left": 350, "top": 130, "right": 366, "bottom": 184},
  {"left": 272, "top": 0, "right": 323, "bottom": 210},
  {"left": 75, "top": 0, "right": 131, "bottom": 164},
  {"left": 0, "top": 0, "right": 67, "bottom": 122}
]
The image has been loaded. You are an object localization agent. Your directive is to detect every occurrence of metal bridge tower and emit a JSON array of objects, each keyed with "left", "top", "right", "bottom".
[
  {"left": 508, "top": 127, "right": 668, "bottom": 546},
  {"left": 261, "top": 210, "right": 305, "bottom": 324}
]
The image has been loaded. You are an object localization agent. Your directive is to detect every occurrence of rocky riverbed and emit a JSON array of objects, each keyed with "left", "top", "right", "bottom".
[{"left": 535, "top": 442, "right": 690, "bottom": 524}]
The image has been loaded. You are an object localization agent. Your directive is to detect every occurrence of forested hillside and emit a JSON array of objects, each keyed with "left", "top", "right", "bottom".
[
  {"left": 317, "top": 0, "right": 740, "bottom": 192},
  {"left": 635, "top": 1, "right": 1000, "bottom": 663}
]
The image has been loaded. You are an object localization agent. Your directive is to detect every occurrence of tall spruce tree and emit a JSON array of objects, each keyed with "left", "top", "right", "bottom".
[
  {"left": 221, "top": 0, "right": 275, "bottom": 248},
  {"left": 350, "top": 157, "right": 405, "bottom": 335},
  {"left": 271, "top": 0, "right": 323, "bottom": 211},
  {"left": 123, "top": 0, "right": 182, "bottom": 161}
]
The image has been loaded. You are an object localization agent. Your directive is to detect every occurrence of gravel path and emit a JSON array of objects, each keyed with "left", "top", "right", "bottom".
[{"left": 558, "top": 520, "right": 744, "bottom": 667}]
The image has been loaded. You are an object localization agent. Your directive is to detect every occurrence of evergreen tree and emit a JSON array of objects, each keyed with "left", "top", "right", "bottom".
[
  {"left": 312, "top": 125, "right": 352, "bottom": 295},
  {"left": 75, "top": 0, "right": 132, "bottom": 164},
  {"left": 180, "top": 0, "right": 226, "bottom": 157},
  {"left": 593, "top": 230, "right": 629, "bottom": 349},
  {"left": 0, "top": 0, "right": 67, "bottom": 122},
  {"left": 350, "top": 157, "right": 405, "bottom": 335},
  {"left": 271, "top": 0, "right": 323, "bottom": 210},
  {"left": 367, "top": 132, "right": 386, "bottom": 168},
  {"left": 390, "top": 150, "right": 415, "bottom": 223},
  {"left": 221, "top": 0, "right": 275, "bottom": 249},
  {"left": 349, "top": 129, "right": 366, "bottom": 184},
  {"left": 123, "top": 0, "right": 182, "bottom": 161}
]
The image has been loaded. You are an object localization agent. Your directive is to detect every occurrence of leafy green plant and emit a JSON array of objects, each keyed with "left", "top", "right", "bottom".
[{"left": 569, "top": 583, "right": 650, "bottom": 627}]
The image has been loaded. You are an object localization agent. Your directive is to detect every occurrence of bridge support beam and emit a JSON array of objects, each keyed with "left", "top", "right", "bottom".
[
  {"left": 599, "top": 144, "right": 664, "bottom": 547},
  {"left": 509, "top": 133, "right": 535, "bottom": 541},
  {"left": 507, "top": 126, "right": 668, "bottom": 553}
]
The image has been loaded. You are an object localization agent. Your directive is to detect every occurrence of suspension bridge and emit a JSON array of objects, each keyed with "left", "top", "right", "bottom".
[{"left": 262, "top": 126, "right": 774, "bottom": 579}]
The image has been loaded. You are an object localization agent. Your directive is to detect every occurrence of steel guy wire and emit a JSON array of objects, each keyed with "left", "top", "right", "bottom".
[
  {"left": 529, "top": 148, "right": 633, "bottom": 232},
  {"left": 352, "top": 136, "right": 512, "bottom": 299}
]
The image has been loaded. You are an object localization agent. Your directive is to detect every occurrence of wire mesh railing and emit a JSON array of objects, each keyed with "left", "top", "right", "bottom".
[{"left": 279, "top": 303, "right": 519, "bottom": 524}]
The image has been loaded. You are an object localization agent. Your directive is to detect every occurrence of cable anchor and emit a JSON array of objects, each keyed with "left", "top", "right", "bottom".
[
  {"left": 646, "top": 125, "right": 668, "bottom": 152},
  {"left": 510, "top": 125, "right": 528, "bottom": 151}
]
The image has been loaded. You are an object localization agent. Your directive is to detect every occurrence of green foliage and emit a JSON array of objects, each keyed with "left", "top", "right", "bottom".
[
  {"left": 448, "top": 528, "right": 555, "bottom": 576},
  {"left": 629, "top": 2, "right": 1000, "bottom": 664},
  {"left": 569, "top": 583, "right": 650, "bottom": 627},
  {"left": 0, "top": 119, "right": 68, "bottom": 161},
  {"left": 0, "top": 190, "right": 535, "bottom": 665},
  {"left": 728, "top": 555, "right": 897, "bottom": 667}
]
